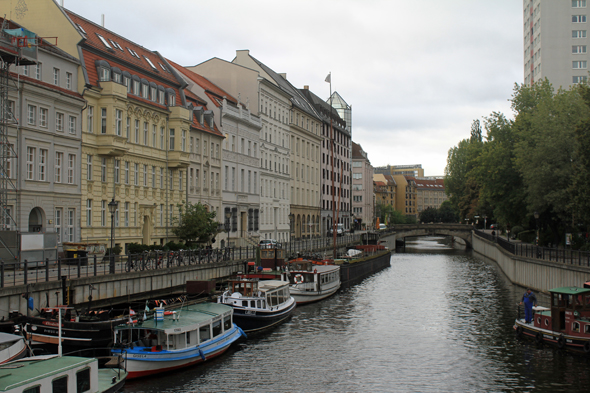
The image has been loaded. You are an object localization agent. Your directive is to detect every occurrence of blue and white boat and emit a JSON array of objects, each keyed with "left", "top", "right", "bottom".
[
  {"left": 218, "top": 278, "right": 296, "bottom": 334},
  {"left": 110, "top": 303, "right": 245, "bottom": 379}
]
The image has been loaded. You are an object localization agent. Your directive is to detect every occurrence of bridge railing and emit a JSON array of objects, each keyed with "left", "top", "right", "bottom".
[
  {"left": 474, "top": 230, "right": 590, "bottom": 267},
  {"left": 0, "top": 233, "right": 365, "bottom": 288}
]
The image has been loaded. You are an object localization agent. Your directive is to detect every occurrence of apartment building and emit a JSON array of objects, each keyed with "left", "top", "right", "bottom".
[{"left": 351, "top": 142, "right": 374, "bottom": 230}]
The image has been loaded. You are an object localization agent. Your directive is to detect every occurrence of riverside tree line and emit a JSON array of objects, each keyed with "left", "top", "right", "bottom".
[{"left": 445, "top": 79, "right": 590, "bottom": 250}]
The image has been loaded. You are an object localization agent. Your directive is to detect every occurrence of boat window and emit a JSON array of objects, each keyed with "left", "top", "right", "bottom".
[
  {"left": 200, "top": 325, "right": 211, "bottom": 343},
  {"left": 573, "top": 322, "right": 580, "bottom": 332},
  {"left": 76, "top": 368, "right": 91, "bottom": 393},
  {"left": 242, "top": 300, "right": 248, "bottom": 307},
  {"left": 23, "top": 386, "right": 40, "bottom": 393},
  {"left": 545, "top": 318, "right": 549, "bottom": 326},
  {"left": 257, "top": 300, "right": 261, "bottom": 308},
  {"left": 536, "top": 317, "right": 541, "bottom": 325},
  {"left": 261, "top": 299, "right": 266, "bottom": 308},
  {"left": 250, "top": 300, "right": 256, "bottom": 308},
  {"left": 52, "top": 376, "right": 68, "bottom": 392},
  {"left": 223, "top": 315, "right": 231, "bottom": 331},
  {"left": 585, "top": 324, "right": 590, "bottom": 333},
  {"left": 212, "top": 320, "right": 222, "bottom": 337}
]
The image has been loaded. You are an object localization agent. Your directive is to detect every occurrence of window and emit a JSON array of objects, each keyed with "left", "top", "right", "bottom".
[
  {"left": 169, "top": 129, "right": 175, "bottom": 150},
  {"left": 135, "top": 120, "right": 139, "bottom": 143},
  {"left": 573, "top": 15, "right": 587, "bottom": 23},
  {"left": 96, "top": 33, "right": 112, "bottom": 49},
  {"left": 573, "top": 0, "right": 587, "bottom": 7},
  {"left": 160, "top": 168, "right": 164, "bottom": 188},
  {"left": 573, "top": 60, "right": 588, "bottom": 69},
  {"left": 67, "top": 208, "right": 75, "bottom": 242},
  {"left": 152, "top": 166, "right": 156, "bottom": 187},
  {"left": 573, "top": 45, "right": 587, "bottom": 54},
  {"left": 38, "top": 149, "right": 47, "bottom": 181},
  {"left": 87, "top": 155, "right": 92, "bottom": 181},
  {"left": 126, "top": 117, "right": 130, "bottom": 140},
  {"left": 27, "top": 105, "right": 36, "bottom": 125},
  {"left": 76, "top": 367, "right": 90, "bottom": 393},
  {"left": 142, "top": 84, "right": 149, "bottom": 98},
  {"left": 53, "top": 67, "right": 60, "bottom": 85},
  {"left": 143, "top": 164, "right": 147, "bottom": 186},
  {"left": 125, "top": 161, "right": 129, "bottom": 184},
  {"left": 55, "top": 152, "right": 62, "bottom": 183},
  {"left": 39, "top": 107, "right": 47, "bottom": 127},
  {"left": 179, "top": 171, "right": 183, "bottom": 191},
  {"left": 87, "top": 106, "right": 94, "bottom": 133},
  {"left": 169, "top": 170, "right": 174, "bottom": 190},
  {"left": 56, "top": 112, "right": 64, "bottom": 132},
  {"left": 144, "top": 122, "right": 148, "bottom": 145},
  {"left": 574, "top": 75, "right": 588, "bottom": 83},
  {"left": 116, "top": 109, "right": 122, "bottom": 136},
  {"left": 101, "top": 200, "right": 106, "bottom": 226},
  {"left": 101, "top": 108, "right": 107, "bottom": 134},
  {"left": 182, "top": 130, "right": 186, "bottom": 151},
  {"left": 68, "top": 116, "right": 76, "bottom": 134},
  {"left": 114, "top": 159, "right": 120, "bottom": 184},
  {"left": 152, "top": 125, "right": 157, "bottom": 147},
  {"left": 160, "top": 127, "right": 165, "bottom": 149},
  {"left": 55, "top": 208, "right": 62, "bottom": 243},
  {"left": 124, "top": 202, "right": 129, "bottom": 227},
  {"left": 26, "top": 147, "right": 35, "bottom": 180},
  {"left": 86, "top": 199, "right": 92, "bottom": 226},
  {"left": 133, "top": 80, "right": 140, "bottom": 95},
  {"left": 573, "top": 30, "right": 587, "bottom": 38},
  {"left": 35, "top": 63, "right": 41, "bottom": 80},
  {"left": 66, "top": 72, "right": 72, "bottom": 89},
  {"left": 68, "top": 154, "right": 75, "bottom": 184},
  {"left": 134, "top": 163, "right": 139, "bottom": 185},
  {"left": 101, "top": 157, "right": 107, "bottom": 182}
]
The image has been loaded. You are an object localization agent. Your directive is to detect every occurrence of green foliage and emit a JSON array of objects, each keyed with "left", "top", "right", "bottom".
[
  {"left": 107, "top": 245, "right": 122, "bottom": 255},
  {"left": 171, "top": 202, "right": 219, "bottom": 246},
  {"left": 164, "top": 241, "right": 186, "bottom": 251},
  {"left": 377, "top": 204, "right": 414, "bottom": 225},
  {"left": 445, "top": 78, "right": 590, "bottom": 246},
  {"left": 518, "top": 230, "right": 536, "bottom": 244},
  {"left": 127, "top": 243, "right": 150, "bottom": 254},
  {"left": 419, "top": 202, "right": 459, "bottom": 224},
  {"left": 511, "top": 226, "right": 524, "bottom": 238}
]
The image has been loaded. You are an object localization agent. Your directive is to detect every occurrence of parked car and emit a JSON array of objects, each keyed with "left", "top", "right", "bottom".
[
  {"left": 379, "top": 224, "right": 387, "bottom": 230},
  {"left": 328, "top": 224, "right": 344, "bottom": 237},
  {"left": 259, "top": 239, "right": 277, "bottom": 249}
]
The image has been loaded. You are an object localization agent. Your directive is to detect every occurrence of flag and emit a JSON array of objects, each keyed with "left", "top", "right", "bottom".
[
  {"left": 145, "top": 301, "right": 150, "bottom": 312},
  {"left": 129, "top": 308, "right": 136, "bottom": 315},
  {"left": 325, "top": 73, "right": 331, "bottom": 83}
]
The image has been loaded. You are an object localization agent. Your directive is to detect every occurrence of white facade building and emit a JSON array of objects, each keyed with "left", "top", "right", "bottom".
[{"left": 524, "top": 0, "right": 590, "bottom": 88}]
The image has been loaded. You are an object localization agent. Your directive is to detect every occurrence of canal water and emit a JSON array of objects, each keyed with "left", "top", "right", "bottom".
[{"left": 124, "top": 237, "right": 590, "bottom": 392}]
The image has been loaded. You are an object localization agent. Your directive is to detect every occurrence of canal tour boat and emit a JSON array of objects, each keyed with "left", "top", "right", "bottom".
[
  {"left": 218, "top": 278, "right": 296, "bottom": 334},
  {"left": 0, "top": 333, "right": 26, "bottom": 365},
  {"left": 281, "top": 259, "right": 340, "bottom": 305},
  {"left": 110, "top": 303, "right": 245, "bottom": 379},
  {"left": 0, "top": 355, "right": 127, "bottom": 393},
  {"left": 514, "top": 286, "right": 590, "bottom": 353}
]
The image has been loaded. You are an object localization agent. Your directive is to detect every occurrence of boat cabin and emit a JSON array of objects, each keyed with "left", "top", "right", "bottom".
[
  {"left": 260, "top": 246, "right": 285, "bottom": 270},
  {"left": 535, "top": 287, "right": 590, "bottom": 336},
  {"left": 221, "top": 278, "right": 291, "bottom": 310}
]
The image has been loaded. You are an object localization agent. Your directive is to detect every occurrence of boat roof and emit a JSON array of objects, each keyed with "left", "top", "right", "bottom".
[
  {"left": 258, "top": 280, "right": 289, "bottom": 291},
  {"left": 0, "top": 356, "right": 94, "bottom": 392},
  {"left": 549, "top": 287, "right": 590, "bottom": 295},
  {"left": 0, "top": 333, "right": 23, "bottom": 344},
  {"left": 115, "top": 303, "right": 232, "bottom": 334}
]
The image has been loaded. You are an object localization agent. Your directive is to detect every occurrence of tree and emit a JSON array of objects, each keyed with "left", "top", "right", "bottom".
[
  {"left": 571, "top": 83, "right": 590, "bottom": 230},
  {"left": 171, "top": 202, "right": 219, "bottom": 246}
]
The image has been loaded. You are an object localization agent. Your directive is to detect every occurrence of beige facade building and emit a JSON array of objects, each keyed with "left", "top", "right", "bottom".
[
  {"left": 415, "top": 177, "right": 447, "bottom": 214},
  {"left": 524, "top": 0, "right": 590, "bottom": 87},
  {"left": 351, "top": 142, "right": 374, "bottom": 230}
]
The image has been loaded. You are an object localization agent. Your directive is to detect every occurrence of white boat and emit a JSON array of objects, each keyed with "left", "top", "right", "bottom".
[
  {"left": 0, "top": 355, "right": 127, "bottom": 393},
  {"left": 0, "top": 333, "right": 26, "bottom": 365},
  {"left": 218, "top": 278, "right": 296, "bottom": 334},
  {"left": 110, "top": 302, "right": 245, "bottom": 379},
  {"left": 281, "top": 259, "right": 341, "bottom": 304}
]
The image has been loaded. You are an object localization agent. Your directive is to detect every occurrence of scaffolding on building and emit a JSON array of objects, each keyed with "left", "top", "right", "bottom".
[{"left": 0, "top": 21, "right": 38, "bottom": 260}]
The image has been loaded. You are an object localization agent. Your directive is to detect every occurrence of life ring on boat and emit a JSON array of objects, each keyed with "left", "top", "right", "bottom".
[
  {"left": 584, "top": 341, "right": 590, "bottom": 354},
  {"left": 294, "top": 274, "right": 304, "bottom": 284},
  {"left": 557, "top": 336, "right": 566, "bottom": 349},
  {"left": 535, "top": 332, "right": 543, "bottom": 344},
  {"left": 515, "top": 326, "right": 523, "bottom": 337}
]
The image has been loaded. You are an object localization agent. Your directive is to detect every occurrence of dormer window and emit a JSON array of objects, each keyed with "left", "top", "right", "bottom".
[
  {"left": 96, "top": 34, "right": 112, "bottom": 50},
  {"left": 111, "top": 67, "right": 122, "bottom": 83},
  {"left": 127, "top": 48, "right": 140, "bottom": 58},
  {"left": 144, "top": 56, "right": 157, "bottom": 71},
  {"left": 158, "top": 62, "right": 168, "bottom": 72},
  {"left": 122, "top": 71, "right": 131, "bottom": 93},
  {"left": 141, "top": 79, "right": 149, "bottom": 99},
  {"left": 158, "top": 86, "right": 165, "bottom": 104},
  {"left": 132, "top": 75, "right": 140, "bottom": 95},
  {"left": 150, "top": 82, "right": 157, "bottom": 101},
  {"left": 166, "top": 88, "right": 176, "bottom": 107},
  {"left": 95, "top": 60, "right": 111, "bottom": 82}
]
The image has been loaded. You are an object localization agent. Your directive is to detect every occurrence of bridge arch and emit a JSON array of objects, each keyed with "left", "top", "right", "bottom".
[{"left": 385, "top": 224, "right": 473, "bottom": 249}]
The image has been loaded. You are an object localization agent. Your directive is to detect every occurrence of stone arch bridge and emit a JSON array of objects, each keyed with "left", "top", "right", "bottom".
[{"left": 380, "top": 224, "right": 474, "bottom": 249}]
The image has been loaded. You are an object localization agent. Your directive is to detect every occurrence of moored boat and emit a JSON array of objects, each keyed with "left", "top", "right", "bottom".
[
  {"left": 110, "top": 303, "right": 245, "bottom": 379},
  {"left": 22, "top": 306, "right": 129, "bottom": 354},
  {"left": 281, "top": 259, "right": 340, "bottom": 305},
  {"left": 0, "top": 333, "right": 26, "bottom": 365},
  {"left": 514, "top": 286, "right": 590, "bottom": 353},
  {"left": 218, "top": 278, "right": 296, "bottom": 334},
  {"left": 0, "top": 355, "right": 127, "bottom": 393}
]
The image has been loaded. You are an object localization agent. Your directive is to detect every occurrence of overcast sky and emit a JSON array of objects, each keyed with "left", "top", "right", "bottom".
[{"left": 63, "top": 0, "right": 523, "bottom": 176}]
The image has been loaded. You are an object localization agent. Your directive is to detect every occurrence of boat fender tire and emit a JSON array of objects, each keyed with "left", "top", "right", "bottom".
[
  {"left": 516, "top": 326, "right": 523, "bottom": 337},
  {"left": 557, "top": 336, "right": 566, "bottom": 349},
  {"left": 584, "top": 341, "right": 590, "bottom": 353},
  {"left": 535, "top": 332, "right": 543, "bottom": 344}
]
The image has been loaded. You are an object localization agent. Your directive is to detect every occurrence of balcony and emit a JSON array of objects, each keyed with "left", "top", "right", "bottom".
[
  {"left": 96, "top": 134, "right": 129, "bottom": 157},
  {"left": 167, "top": 151, "right": 190, "bottom": 168}
]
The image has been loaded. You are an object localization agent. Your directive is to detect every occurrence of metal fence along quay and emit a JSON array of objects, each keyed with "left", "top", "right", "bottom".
[
  {"left": 0, "top": 233, "right": 364, "bottom": 288},
  {"left": 474, "top": 230, "right": 590, "bottom": 267}
]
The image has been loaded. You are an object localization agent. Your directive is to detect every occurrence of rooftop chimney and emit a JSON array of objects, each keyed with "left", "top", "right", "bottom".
[
  {"left": 303, "top": 85, "right": 309, "bottom": 90},
  {"left": 101, "top": 14, "right": 105, "bottom": 27}
]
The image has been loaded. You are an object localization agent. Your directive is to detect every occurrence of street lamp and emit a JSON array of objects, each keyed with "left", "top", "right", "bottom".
[
  {"left": 534, "top": 210, "right": 539, "bottom": 246},
  {"left": 108, "top": 198, "right": 118, "bottom": 274},
  {"left": 225, "top": 210, "right": 231, "bottom": 247}
]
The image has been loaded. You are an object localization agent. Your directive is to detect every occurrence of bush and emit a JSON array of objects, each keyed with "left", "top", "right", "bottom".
[
  {"left": 164, "top": 241, "right": 185, "bottom": 251},
  {"left": 107, "top": 245, "right": 122, "bottom": 255},
  {"left": 511, "top": 226, "right": 524, "bottom": 238},
  {"left": 518, "top": 230, "right": 536, "bottom": 244},
  {"left": 127, "top": 243, "right": 150, "bottom": 254}
]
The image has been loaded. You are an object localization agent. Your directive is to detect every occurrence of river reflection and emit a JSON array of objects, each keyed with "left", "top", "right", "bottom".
[{"left": 124, "top": 236, "right": 590, "bottom": 392}]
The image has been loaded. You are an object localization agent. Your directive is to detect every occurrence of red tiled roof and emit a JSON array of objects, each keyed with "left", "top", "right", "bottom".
[
  {"left": 65, "top": 10, "right": 178, "bottom": 85},
  {"left": 167, "top": 59, "right": 238, "bottom": 107}
]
